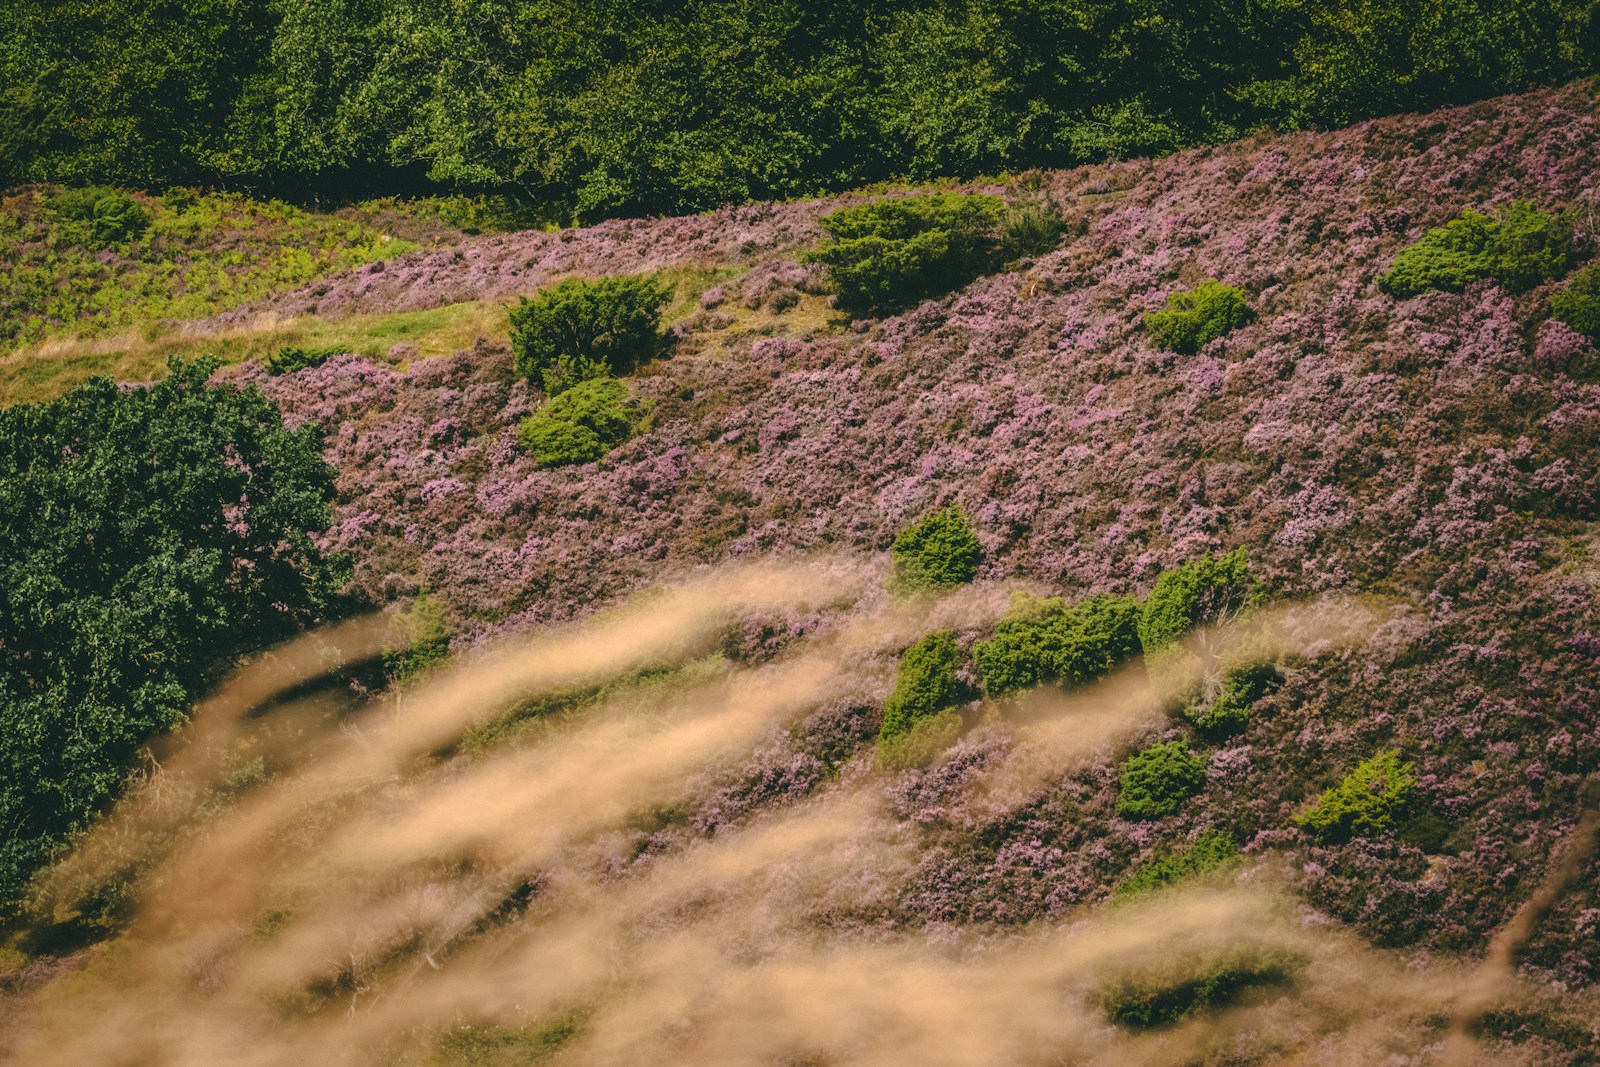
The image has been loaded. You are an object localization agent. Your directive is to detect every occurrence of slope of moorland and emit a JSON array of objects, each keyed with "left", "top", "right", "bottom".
[
  {"left": 7, "top": 80, "right": 1600, "bottom": 1064},
  {"left": 195, "top": 79, "right": 1600, "bottom": 995}
]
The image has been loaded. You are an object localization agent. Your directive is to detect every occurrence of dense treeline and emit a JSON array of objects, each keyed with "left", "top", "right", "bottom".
[{"left": 3, "top": 0, "right": 1597, "bottom": 218}]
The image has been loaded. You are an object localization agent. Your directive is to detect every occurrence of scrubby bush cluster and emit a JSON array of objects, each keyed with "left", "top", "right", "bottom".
[
  {"left": 974, "top": 593, "right": 1142, "bottom": 698},
  {"left": 518, "top": 377, "right": 643, "bottom": 467},
  {"left": 1550, "top": 263, "right": 1600, "bottom": 341},
  {"left": 1117, "top": 741, "right": 1207, "bottom": 820},
  {"left": 1100, "top": 948, "right": 1304, "bottom": 1028},
  {"left": 1379, "top": 200, "right": 1574, "bottom": 297},
  {"left": 1137, "top": 548, "right": 1256, "bottom": 655},
  {"left": 1295, "top": 749, "right": 1417, "bottom": 843},
  {"left": 808, "top": 195, "right": 1010, "bottom": 311},
  {"left": 890, "top": 505, "right": 982, "bottom": 591},
  {"left": 879, "top": 631, "right": 964, "bottom": 743},
  {"left": 0, "top": 358, "right": 341, "bottom": 907},
  {"left": 509, "top": 275, "right": 667, "bottom": 395},
  {"left": 265, "top": 344, "right": 345, "bottom": 376},
  {"left": 1114, "top": 830, "right": 1239, "bottom": 899},
  {"left": 1185, "top": 663, "right": 1281, "bottom": 737},
  {"left": 1144, "top": 280, "right": 1251, "bottom": 354}
]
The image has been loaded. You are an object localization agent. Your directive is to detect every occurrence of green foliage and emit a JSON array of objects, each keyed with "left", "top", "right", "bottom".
[
  {"left": 1551, "top": 263, "right": 1600, "bottom": 341},
  {"left": 1185, "top": 664, "right": 1281, "bottom": 737},
  {"left": 509, "top": 276, "right": 668, "bottom": 393},
  {"left": 878, "top": 708, "right": 964, "bottom": 771},
  {"left": 428, "top": 1014, "right": 584, "bottom": 1066},
  {"left": 890, "top": 504, "right": 982, "bottom": 592},
  {"left": 998, "top": 195, "right": 1068, "bottom": 260},
  {"left": 4, "top": 1, "right": 1598, "bottom": 216},
  {"left": 382, "top": 591, "right": 451, "bottom": 683},
  {"left": 0, "top": 187, "right": 408, "bottom": 353},
  {"left": 517, "top": 376, "right": 641, "bottom": 467},
  {"left": 1295, "top": 748, "right": 1418, "bottom": 843},
  {"left": 1100, "top": 949, "right": 1304, "bottom": 1028},
  {"left": 879, "top": 631, "right": 963, "bottom": 743},
  {"left": 0, "top": 357, "right": 342, "bottom": 907},
  {"left": 1379, "top": 201, "right": 1575, "bottom": 298},
  {"left": 1117, "top": 741, "right": 1206, "bottom": 820},
  {"left": 1114, "top": 830, "right": 1240, "bottom": 899},
  {"left": 264, "top": 344, "right": 344, "bottom": 376},
  {"left": 974, "top": 593, "right": 1142, "bottom": 698},
  {"left": 807, "top": 194, "right": 1007, "bottom": 311},
  {"left": 1138, "top": 548, "right": 1256, "bottom": 656},
  {"left": 1144, "top": 279, "right": 1251, "bottom": 354}
]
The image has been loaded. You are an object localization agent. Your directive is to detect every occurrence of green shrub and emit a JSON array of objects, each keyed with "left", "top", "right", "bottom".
[
  {"left": 90, "top": 193, "right": 148, "bottom": 244},
  {"left": 1551, "top": 263, "right": 1600, "bottom": 341},
  {"left": 879, "top": 708, "right": 964, "bottom": 770},
  {"left": 265, "top": 344, "right": 344, "bottom": 376},
  {"left": 382, "top": 591, "right": 450, "bottom": 683},
  {"left": 0, "top": 358, "right": 342, "bottom": 906},
  {"left": 509, "top": 275, "right": 668, "bottom": 393},
  {"left": 517, "top": 377, "right": 640, "bottom": 467},
  {"left": 1137, "top": 548, "right": 1255, "bottom": 655},
  {"left": 806, "top": 193, "right": 1007, "bottom": 311},
  {"left": 974, "top": 592, "right": 1142, "bottom": 698},
  {"left": 1185, "top": 663, "right": 1280, "bottom": 737},
  {"left": 1295, "top": 748, "right": 1417, "bottom": 843},
  {"left": 1114, "top": 829, "right": 1240, "bottom": 899},
  {"left": 1379, "top": 201, "right": 1574, "bottom": 298},
  {"left": 998, "top": 195, "right": 1067, "bottom": 260},
  {"left": 1100, "top": 948, "right": 1303, "bottom": 1028},
  {"left": 1144, "top": 279, "right": 1251, "bottom": 354},
  {"left": 890, "top": 505, "right": 981, "bottom": 591},
  {"left": 1117, "top": 740, "right": 1206, "bottom": 820},
  {"left": 879, "top": 631, "right": 963, "bottom": 743}
]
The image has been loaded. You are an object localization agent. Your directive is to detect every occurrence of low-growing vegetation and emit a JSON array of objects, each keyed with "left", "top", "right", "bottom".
[
  {"left": 1114, "top": 830, "right": 1241, "bottom": 899},
  {"left": 518, "top": 377, "right": 644, "bottom": 467},
  {"left": 1100, "top": 948, "right": 1304, "bottom": 1028},
  {"left": 1144, "top": 279, "right": 1251, "bottom": 354},
  {"left": 1379, "top": 200, "right": 1574, "bottom": 298},
  {"left": 509, "top": 275, "right": 668, "bottom": 395},
  {"left": 1550, "top": 262, "right": 1600, "bottom": 341},
  {"left": 974, "top": 592, "right": 1142, "bottom": 698},
  {"left": 1117, "top": 741, "right": 1207, "bottom": 821},
  {"left": 890, "top": 505, "right": 982, "bottom": 592},
  {"left": 1295, "top": 748, "right": 1418, "bottom": 843},
  {"left": 879, "top": 631, "right": 964, "bottom": 746},
  {"left": 1184, "top": 663, "right": 1281, "bottom": 737},
  {"left": 1138, "top": 548, "right": 1256, "bottom": 656}
]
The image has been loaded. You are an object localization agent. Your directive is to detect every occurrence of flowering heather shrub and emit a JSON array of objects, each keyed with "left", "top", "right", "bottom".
[
  {"left": 973, "top": 592, "right": 1142, "bottom": 698},
  {"left": 879, "top": 631, "right": 964, "bottom": 743},
  {"left": 1551, "top": 263, "right": 1600, "bottom": 341},
  {"left": 1143, "top": 279, "right": 1251, "bottom": 354},
  {"left": 1099, "top": 948, "right": 1305, "bottom": 1028},
  {"left": 508, "top": 275, "right": 668, "bottom": 392},
  {"left": 1117, "top": 741, "right": 1207, "bottom": 820},
  {"left": 1137, "top": 548, "right": 1255, "bottom": 655},
  {"left": 807, "top": 194, "right": 1007, "bottom": 311},
  {"left": 1379, "top": 200, "right": 1574, "bottom": 298},
  {"left": 518, "top": 377, "right": 640, "bottom": 467},
  {"left": 1113, "top": 829, "right": 1239, "bottom": 899},
  {"left": 891, "top": 505, "right": 982, "bottom": 591},
  {"left": 1294, "top": 748, "right": 1418, "bottom": 843}
]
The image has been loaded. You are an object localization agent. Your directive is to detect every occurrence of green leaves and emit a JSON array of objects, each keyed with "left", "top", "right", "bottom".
[
  {"left": 1294, "top": 748, "right": 1418, "bottom": 843},
  {"left": 1144, "top": 279, "right": 1251, "bottom": 355},
  {"left": 517, "top": 376, "right": 642, "bottom": 467},
  {"left": 1379, "top": 201, "right": 1575, "bottom": 298},
  {"left": 1116, "top": 740, "right": 1206, "bottom": 820},
  {"left": 808, "top": 194, "right": 1007, "bottom": 311},
  {"left": 509, "top": 275, "right": 668, "bottom": 393},
  {"left": 1137, "top": 548, "right": 1255, "bottom": 656},
  {"left": 890, "top": 504, "right": 982, "bottom": 592},
  {"left": 879, "top": 630, "right": 964, "bottom": 745},
  {"left": 974, "top": 593, "right": 1142, "bottom": 699},
  {"left": 0, "top": 357, "right": 342, "bottom": 907}
]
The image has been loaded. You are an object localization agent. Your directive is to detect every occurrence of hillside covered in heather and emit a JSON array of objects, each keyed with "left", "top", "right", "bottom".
[
  {"left": 228, "top": 77, "right": 1600, "bottom": 992},
  {"left": 7, "top": 78, "right": 1600, "bottom": 1066}
]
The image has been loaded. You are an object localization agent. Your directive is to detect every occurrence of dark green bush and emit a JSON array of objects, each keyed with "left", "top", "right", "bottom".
[
  {"left": 879, "top": 631, "right": 963, "bottom": 743},
  {"left": 1185, "top": 663, "right": 1280, "bottom": 737},
  {"left": 1117, "top": 740, "right": 1206, "bottom": 820},
  {"left": 974, "top": 593, "right": 1142, "bottom": 698},
  {"left": 509, "top": 276, "right": 668, "bottom": 394},
  {"left": 890, "top": 505, "right": 982, "bottom": 591},
  {"left": 1114, "top": 829, "right": 1240, "bottom": 899},
  {"left": 1144, "top": 279, "right": 1251, "bottom": 354},
  {"left": 265, "top": 344, "right": 344, "bottom": 376},
  {"left": 91, "top": 193, "right": 148, "bottom": 243},
  {"left": 998, "top": 195, "right": 1068, "bottom": 260},
  {"left": 1101, "top": 948, "right": 1303, "bottom": 1028},
  {"left": 1138, "top": 548, "right": 1256, "bottom": 655},
  {"left": 1551, "top": 263, "right": 1600, "bottom": 341},
  {"left": 1294, "top": 748, "right": 1417, "bottom": 843},
  {"left": 807, "top": 194, "right": 1007, "bottom": 311},
  {"left": 0, "top": 358, "right": 342, "bottom": 907},
  {"left": 517, "top": 377, "right": 640, "bottom": 467},
  {"left": 1379, "top": 201, "right": 1574, "bottom": 298}
]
